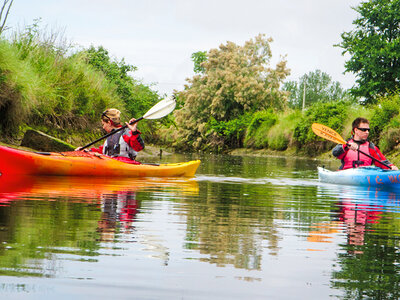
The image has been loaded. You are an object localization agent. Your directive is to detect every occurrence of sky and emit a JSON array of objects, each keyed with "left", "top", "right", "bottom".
[{"left": 6, "top": 0, "right": 363, "bottom": 96}]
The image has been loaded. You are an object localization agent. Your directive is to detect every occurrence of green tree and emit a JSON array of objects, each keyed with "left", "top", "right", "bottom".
[
  {"left": 283, "top": 70, "right": 348, "bottom": 109},
  {"left": 83, "top": 46, "right": 160, "bottom": 119},
  {"left": 338, "top": 0, "right": 400, "bottom": 103},
  {"left": 191, "top": 51, "right": 207, "bottom": 74},
  {"left": 175, "top": 34, "right": 290, "bottom": 150}
]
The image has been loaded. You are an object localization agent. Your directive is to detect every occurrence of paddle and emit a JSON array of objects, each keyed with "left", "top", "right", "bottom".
[
  {"left": 311, "top": 123, "right": 391, "bottom": 169},
  {"left": 79, "top": 97, "right": 176, "bottom": 150}
]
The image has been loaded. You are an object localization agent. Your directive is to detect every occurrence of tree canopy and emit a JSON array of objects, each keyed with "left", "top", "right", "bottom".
[
  {"left": 174, "top": 34, "right": 290, "bottom": 150},
  {"left": 338, "top": 0, "right": 400, "bottom": 103},
  {"left": 283, "top": 70, "right": 349, "bottom": 109},
  {"left": 83, "top": 46, "right": 160, "bottom": 118}
]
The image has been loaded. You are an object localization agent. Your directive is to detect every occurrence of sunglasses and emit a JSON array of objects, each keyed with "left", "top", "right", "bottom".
[
  {"left": 357, "top": 127, "right": 370, "bottom": 132},
  {"left": 101, "top": 111, "right": 112, "bottom": 122}
]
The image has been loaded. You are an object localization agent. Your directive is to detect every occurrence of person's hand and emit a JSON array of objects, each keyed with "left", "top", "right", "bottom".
[
  {"left": 126, "top": 118, "right": 138, "bottom": 132},
  {"left": 347, "top": 142, "right": 358, "bottom": 151},
  {"left": 391, "top": 165, "right": 399, "bottom": 170}
]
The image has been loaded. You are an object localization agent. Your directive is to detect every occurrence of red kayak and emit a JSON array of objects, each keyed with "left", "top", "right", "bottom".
[{"left": 0, "top": 145, "right": 200, "bottom": 177}]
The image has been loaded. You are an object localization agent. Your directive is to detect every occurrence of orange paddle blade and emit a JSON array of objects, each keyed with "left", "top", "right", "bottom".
[{"left": 311, "top": 123, "right": 346, "bottom": 145}]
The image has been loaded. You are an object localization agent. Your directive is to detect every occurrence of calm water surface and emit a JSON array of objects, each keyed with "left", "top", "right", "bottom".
[{"left": 1, "top": 154, "right": 400, "bottom": 299}]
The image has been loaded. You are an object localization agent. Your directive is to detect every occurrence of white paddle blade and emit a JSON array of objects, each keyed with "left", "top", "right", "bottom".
[{"left": 143, "top": 97, "right": 176, "bottom": 120}]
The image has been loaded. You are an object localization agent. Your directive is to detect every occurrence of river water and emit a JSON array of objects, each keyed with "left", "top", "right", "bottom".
[{"left": 1, "top": 153, "right": 400, "bottom": 299}]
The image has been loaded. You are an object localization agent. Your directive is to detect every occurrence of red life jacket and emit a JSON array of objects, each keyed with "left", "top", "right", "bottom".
[{"left": 342, "top": 139, "right": 373, "bottom": 169}]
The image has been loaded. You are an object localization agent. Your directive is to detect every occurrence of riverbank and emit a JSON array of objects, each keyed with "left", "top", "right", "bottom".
[
  {"left": 229, "top": 147, "right": 334, "bottom": 161},
  {"left": 229, "top": 146, "right": 400, "bottom": 169}
]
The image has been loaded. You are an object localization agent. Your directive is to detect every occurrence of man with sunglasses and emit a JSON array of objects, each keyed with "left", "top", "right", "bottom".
[{"left": 332, "top": 117, "right": 398, "bottom": 170}]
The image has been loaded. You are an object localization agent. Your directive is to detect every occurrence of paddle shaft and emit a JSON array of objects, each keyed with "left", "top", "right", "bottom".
[
  {"left": 80, "top": 117, "right": 143, "bottom": 150},
  {"left": 346, "top": 143, "right": 391, "bottom": 169}
]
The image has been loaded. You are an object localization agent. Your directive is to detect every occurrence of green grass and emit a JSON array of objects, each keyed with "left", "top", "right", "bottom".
[{"left": 0, "top": 25, "right": 129, "bottom": 145}]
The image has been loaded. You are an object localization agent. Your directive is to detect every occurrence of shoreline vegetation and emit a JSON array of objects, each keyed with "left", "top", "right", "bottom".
[{"left": 1, "top": 20, "right": 400, "bottom": 168}]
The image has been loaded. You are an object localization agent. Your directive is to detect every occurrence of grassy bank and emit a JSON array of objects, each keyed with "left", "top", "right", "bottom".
[
  {"left": 0, "top": 22, "right": 161, "bottom": 148},
  {"left": 224, "top": 96, "right": 400, "bottom": 167}
]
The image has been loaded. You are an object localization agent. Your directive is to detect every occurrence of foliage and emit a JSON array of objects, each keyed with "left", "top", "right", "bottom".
[
  {"left": 244, "top": 110, "right": 277, "bottom": 148},
  {"left": 338, "top": 0, "right": 400, "bottom": 103},
  {"left": 283, "top": 69, "right": 350, "bottom": 109},
  {"left": 3, "top": 21, "right": 121, "bottom": 140},
  {"left": 83, "top": 46, "right": 160, "bottom": 120},
  {"left": 379, "top": 126, "right": 400, "bottom": 153},
  {"left": 175, "top": 34, "right": 290, "bottom": 150},
  {"left": 191, "top": 51, "right": 207, "bottom": 74},
  {"left": 0, "top": 20, "right": 158, "bottom": 146},
  {"left": 267, "top": 110, "right": 301, "bottom": 151},
  {"left": 369, "top": 95, "right": 400, "bottom": 143},
  {"left": 293, "top": 101, "right": 350, "bottom": 148},
  {"left": 207, "top": 114, "right": 252, "bottom": 150}
]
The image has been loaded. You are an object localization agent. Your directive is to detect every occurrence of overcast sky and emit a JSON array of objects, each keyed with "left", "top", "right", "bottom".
[{"left": 7, "top": 0, "right": 362, "bottom": 96}]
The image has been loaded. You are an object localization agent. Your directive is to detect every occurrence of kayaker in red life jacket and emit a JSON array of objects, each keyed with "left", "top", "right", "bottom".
[
  {"left": 76, "top": 109, "right": 144, "bottom": 164},
  {"left": 332, "top": 117, "right": 398, "bottom": 170}
]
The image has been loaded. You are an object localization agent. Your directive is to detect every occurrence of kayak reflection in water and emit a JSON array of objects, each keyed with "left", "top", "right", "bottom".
[
  {"left": 337, "top": 200, "right": 383, "bottom": 254},
  {"left": 76, "top": 108, "right": 145, "bottom": 164},
  {"left": 332, "top": 117, "right": 398, "bottom": 170},
  {"left": 97, "top": 191, "right": 138, "bottom": 242}
]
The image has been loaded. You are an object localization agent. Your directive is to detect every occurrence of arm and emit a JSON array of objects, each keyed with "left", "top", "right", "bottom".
[
  {"left": 124, "top": 118, "right": 145, "bottom": 152},
  {"left": 371, "top": 146, "right": 398, "bottom": 170},
  {"left": 123, "top": 131, "right": 145, "bottom": 152},
  {"left": 332, "top": 144, "right": 348, "bottom": 159}
]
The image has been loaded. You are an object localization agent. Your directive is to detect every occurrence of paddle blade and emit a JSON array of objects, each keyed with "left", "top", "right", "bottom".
[
  {"left": 312, "top": 123, "right": 347, "bottom": 145},
  {"left": 143, "top": 97, "right": 176, "bottom": 120}
]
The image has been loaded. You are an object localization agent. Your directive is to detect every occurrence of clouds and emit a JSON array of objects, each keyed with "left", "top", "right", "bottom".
[{"left": 7, "top": 0, "right": 362, "bottom": 95}]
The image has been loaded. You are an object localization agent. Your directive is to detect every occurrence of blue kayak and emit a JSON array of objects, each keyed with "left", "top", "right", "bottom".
[{"left": 318, "top": 166, "right": 400, "bottom": 188}]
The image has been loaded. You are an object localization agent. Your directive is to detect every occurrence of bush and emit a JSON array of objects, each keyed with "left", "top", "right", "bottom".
[
  {"left": 266, "top": 110, "right": 301, "bottom": 150},
  {"left": 377, "top": 112, "right": 400, "bottom": 152},
  {"left": 268, "top": 135, "right": 289, "bottom": 151},
  {"left": 293, "top": 101, "right": 350, "bottom": 145},
  {"left": 207, "top": 114, "right": 252, "bottom": 149},
  {"left": 244, "top": 110, "right": 277, "bottom": 148},
  {"left": 369, "top": 95, "right": 400, "bottom": 143}
]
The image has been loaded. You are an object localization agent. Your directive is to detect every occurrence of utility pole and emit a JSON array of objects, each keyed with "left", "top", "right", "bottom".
[{"left": 302, "top": 75, "right": 306, "bottom": 111}]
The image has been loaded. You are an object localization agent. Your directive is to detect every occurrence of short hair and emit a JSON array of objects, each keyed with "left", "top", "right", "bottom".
[
  {"left": 352, "top": 117, "right": 369, "bottom": 131},
  {"left": 101, "top": 109, "right": 121, "bottom": 126}
]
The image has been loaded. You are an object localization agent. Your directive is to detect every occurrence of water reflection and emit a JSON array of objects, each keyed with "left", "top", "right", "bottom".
[
  {"left": 0, "top": 174, "right": 198, "bottom": 279},
  {"left": 1, "top": 154, "right": 400, "bottom": 299},
  {"left": 98, "top": 190, "right": 138, "bottom": 242},
  {"left": 313, "top": 183, "right": 400, "bottom": 299}
]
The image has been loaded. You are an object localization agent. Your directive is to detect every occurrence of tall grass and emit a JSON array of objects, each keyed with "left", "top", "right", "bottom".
[
  {"left": 267, "top": 110, "right": 301, "bottom": 150},
  {"left": 0, "top": 22, "right": 125, "bottom": 143}
]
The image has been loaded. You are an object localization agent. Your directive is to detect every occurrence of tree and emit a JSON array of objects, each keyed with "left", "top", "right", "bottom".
[
  {"left": 191, "top": 51, "right": 207, "bottom": 74},
  {"left": 283, "top": 70, "right": 348, "bottom": 109},
  {"left": 83, "top": 46, "right": 160, "bottom": 118},
  {"left": 338, "top": 0, "right": 400, "bottom": 103},
  {"left": 175, "top": 34, "right": 290, "bottom": 150}
]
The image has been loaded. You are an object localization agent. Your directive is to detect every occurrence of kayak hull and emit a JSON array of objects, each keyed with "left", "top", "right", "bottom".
[
  {"left": 0, "top": 145, "right": 200, "bottom": 177},
  {"left": 318, "top": 166, "right": 400, "bottom": 187}
]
